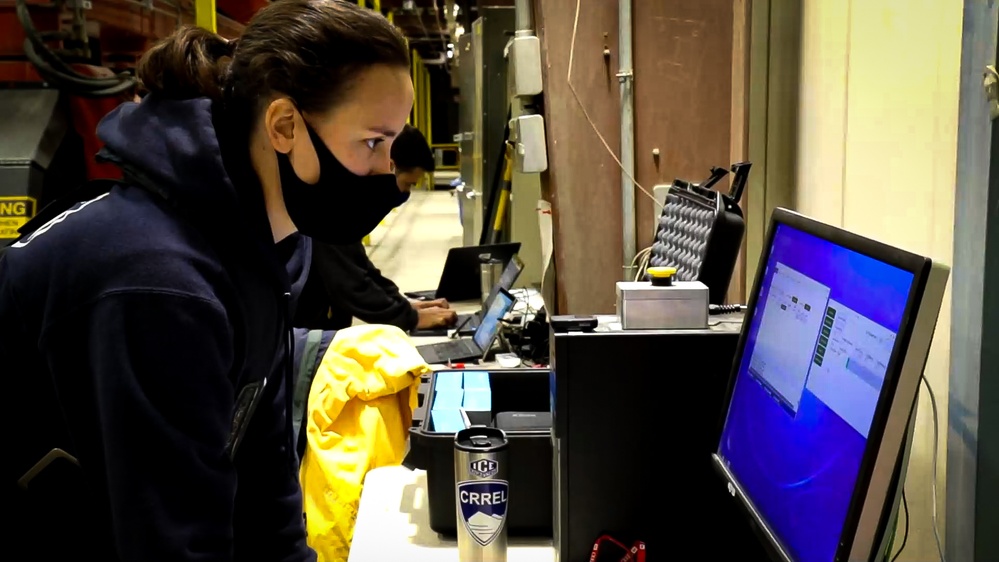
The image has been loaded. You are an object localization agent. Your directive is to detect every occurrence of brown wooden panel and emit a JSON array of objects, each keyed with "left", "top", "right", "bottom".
[
  {"left": 535, "top": 0, "right": 622, "bottom": 314},
  {"left": 633, "top": 0, "right": 734, "bottom": 245},
  {"left": 634, "top": 0, "right": 733, "bottom": 234}
]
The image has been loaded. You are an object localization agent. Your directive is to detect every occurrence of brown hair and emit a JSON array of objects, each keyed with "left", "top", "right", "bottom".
[{"left": 137, "top": 0, "right": 409, "bottom": 118}]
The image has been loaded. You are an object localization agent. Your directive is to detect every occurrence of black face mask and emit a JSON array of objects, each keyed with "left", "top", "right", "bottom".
[{"left": 277, "top": 123, "right": 409, "bottom": 244}]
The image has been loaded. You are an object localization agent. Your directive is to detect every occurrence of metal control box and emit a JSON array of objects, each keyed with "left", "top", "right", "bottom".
[
  {"left": 615, "top": 280, "right": 709, "bottom": 330},
  {"left": 510, "top": 114, "right": 548, "bottom": 174}
]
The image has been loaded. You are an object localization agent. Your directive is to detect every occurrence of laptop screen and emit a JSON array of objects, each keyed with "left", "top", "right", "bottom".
[
  {"left": 483, "top": 256, "right": 524, "bottom": 310},
  {"left": 473, "top": 289, "right": 515, "bottom": 351}
]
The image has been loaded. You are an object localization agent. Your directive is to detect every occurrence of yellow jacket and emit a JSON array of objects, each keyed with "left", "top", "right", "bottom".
[{"left": 299, "top": 324, "right": 430, "bottom": 562}]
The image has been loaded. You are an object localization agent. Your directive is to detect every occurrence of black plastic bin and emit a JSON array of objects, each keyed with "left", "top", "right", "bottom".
[{"left": 407, "top": 368, "right": 553, "bottom": 537}]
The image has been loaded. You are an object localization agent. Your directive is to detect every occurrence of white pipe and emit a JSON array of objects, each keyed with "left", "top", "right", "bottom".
[
  {"left": 619, "top": 0, "right": 636, "bottom": 279},
  {"left": 515, "top": 0, "right": 533, "bottom": 33}
]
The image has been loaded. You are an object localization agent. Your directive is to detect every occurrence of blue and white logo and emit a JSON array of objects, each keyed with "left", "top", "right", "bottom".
[
  {"left": 457, "top": 480, "right": 509, "bottom": 546},
  {"left": 469, "top": 458, "right": 499, "bottom": 478}
]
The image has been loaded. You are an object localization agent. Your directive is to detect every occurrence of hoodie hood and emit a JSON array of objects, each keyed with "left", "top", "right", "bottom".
[
  {"left": 96, "top": 96, "right": 263, "bottom": 247},
  {"left": 97, "top": 96, "right": 235, "bottom": 210},
  {"left": 95, "top": 96, "right": 312, "bottom": 294}
]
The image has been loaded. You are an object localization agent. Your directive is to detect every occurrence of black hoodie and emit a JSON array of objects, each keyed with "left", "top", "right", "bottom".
[
  {"left": 0, "top": 96, "right": 315, "bottom": 561},
  {"left": 295, "top": 241, "right": 419, "bottom": 332}
]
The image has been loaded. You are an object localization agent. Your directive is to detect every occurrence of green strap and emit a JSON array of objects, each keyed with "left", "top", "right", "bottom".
[{"left": 293, "top": 329, "right": 324, "bottom": 446}]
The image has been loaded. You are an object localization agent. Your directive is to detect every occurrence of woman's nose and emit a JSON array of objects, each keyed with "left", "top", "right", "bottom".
[{"left": 371, "top": 149, "right": 392, "bottom": 175}]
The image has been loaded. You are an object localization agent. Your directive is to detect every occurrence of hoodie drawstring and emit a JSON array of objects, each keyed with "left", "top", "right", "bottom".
[{"left": 283, "top": 292, "right": 297, "bottom": 470}]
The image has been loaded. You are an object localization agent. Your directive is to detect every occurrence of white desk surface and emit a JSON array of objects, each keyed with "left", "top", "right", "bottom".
[{"left": 348, "top": 466, "right": 555, "bottom": 562}]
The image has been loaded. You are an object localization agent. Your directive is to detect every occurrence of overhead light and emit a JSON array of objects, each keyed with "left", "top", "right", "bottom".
[
  {"left": 402, "top": 0, "right": 415, "bottom": 10},
  {"left": 447, "top": 43, "right": 454, "bottom": 49},
  {"left": 454, "top": 25, "right": 465, "bottom": 37},
  {"left": 452, "top": 4, "right": 460, "bottom": 17},
  {"left": 446, "top": 50, "right": 453, "bottom": 59}
]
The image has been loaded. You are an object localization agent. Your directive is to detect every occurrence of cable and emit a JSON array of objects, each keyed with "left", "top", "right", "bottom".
[
  {"left": 508, "top": 287, "right": 536, "bottom": 318},
  {"left": 921, "top": 374, "right": 947, "bottom": 562},
  {"left": 630, "top": 246, "right": 652, "bottom": 281},
  {"left": 16, "top": 0, "right": 138, "bottom": 97},
  {"left": 568, "top": 0, "right": 662, "bottom": 214},
  {"left": 636, "top": 250, "right": 651, "bottom": 281},
  {"left": 709, "top": 304, "right": 746, "bottom": 315},
  {"left": 890, "top": 490, "right": 909, "bottom": 562}
]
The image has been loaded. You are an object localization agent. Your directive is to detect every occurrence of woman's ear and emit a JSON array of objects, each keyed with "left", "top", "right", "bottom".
[
  {"left": 263, "top": 98, "right": 299, "bottom": 154},
  {"left": 265, "top": 98, "right": 320, "bottom": 183}
]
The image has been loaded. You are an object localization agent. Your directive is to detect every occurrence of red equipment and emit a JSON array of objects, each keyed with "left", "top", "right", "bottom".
[{"left": 0, "top": 0, "right": 268, "bottom": 182}]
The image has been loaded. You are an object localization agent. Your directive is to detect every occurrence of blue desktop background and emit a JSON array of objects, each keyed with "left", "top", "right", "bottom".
[{"left": 718, "top": 224, "right": 913, "bottom": 562}]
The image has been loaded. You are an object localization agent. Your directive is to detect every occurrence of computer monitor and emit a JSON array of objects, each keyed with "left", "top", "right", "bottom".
[{"left": 713, "top": 208, "right": 949, "bottom": 562}]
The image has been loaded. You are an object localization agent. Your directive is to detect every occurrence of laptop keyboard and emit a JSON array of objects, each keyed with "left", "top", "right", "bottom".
[
  {"left": 433, "top": 339, "right": 476, "bottom": 359},
  {"left": 418, "top": 338, "right": 479, "bottom": 365}
]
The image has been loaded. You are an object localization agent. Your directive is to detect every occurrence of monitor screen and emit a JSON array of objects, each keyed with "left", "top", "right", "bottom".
[
  {"left": 483, "top": 256, "right": 524, "bottom": 309},
  {"left": 474, "top": 289, "right": 514, "bottom": 351},
  {"left": 498, "top": 256, "right": 524, "bottom": 290},
  {"left": 717, "top": 223, "right": 915, "bottom": 562}
]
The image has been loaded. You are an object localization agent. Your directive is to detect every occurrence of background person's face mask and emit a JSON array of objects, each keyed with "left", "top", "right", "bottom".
[{"left": 277, "top": 123, "right": 409, "bottom": 244}]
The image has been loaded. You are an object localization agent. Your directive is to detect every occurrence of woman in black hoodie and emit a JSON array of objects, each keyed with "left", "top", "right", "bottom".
[{"left": 1, "top": 1, "right": 412, "bottom": 560}]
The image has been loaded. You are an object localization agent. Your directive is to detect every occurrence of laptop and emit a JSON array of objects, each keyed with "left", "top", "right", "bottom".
[
  {"left": 416, "top": 288, "right": 516, "bottom": 365},
  {"left": 405, "top": 242, "right": 521, "bottom": 302},
  {"left": 411, "top": 255, "right": 524, "bottom": 337},
  {"left": 455, "top": 254, "right": 524, "bottom": 335}
]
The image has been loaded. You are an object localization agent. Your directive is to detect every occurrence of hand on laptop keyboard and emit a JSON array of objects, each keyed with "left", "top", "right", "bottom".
[{"left": 415, "top": 306, "right": 457, "bottom": 329}]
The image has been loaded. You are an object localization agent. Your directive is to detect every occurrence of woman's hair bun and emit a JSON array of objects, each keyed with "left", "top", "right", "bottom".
[{"left": 137, "top": 26, "right": 235, "bottom": 100}]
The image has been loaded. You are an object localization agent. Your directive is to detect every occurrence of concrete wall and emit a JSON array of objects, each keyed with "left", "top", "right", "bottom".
[{"left": 796, "top": 1, "right": 963, "bottom": 560}]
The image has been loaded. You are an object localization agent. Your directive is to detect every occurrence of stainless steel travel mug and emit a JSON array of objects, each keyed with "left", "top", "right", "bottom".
[
  {"left": 454, "top": 427, "right": 509, "bottom": 562},
  {"left": 479, "top": 257, "right": 503, "bottom": 305}
]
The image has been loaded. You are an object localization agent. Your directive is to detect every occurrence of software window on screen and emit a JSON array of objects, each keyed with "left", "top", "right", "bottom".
[
  {"left": 803, "top": 301, "right": 895, "bottom": 438},
  {"left": 748, "top": 263, "right": 830, "bottom": 413}
]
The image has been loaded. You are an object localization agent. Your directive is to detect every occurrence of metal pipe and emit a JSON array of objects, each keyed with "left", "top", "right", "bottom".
[
  {"left": 618, "top": 0, "right": 636, "bottom": 279},
  {"left": 194, "top": 0, "right": 216, "bottom": 33},
  {"left": 515, "top": 0, "right": 533, "bottom": 33}
]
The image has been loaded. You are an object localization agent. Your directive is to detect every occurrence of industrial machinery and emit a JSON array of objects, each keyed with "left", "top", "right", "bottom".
[
  {"left": 452, "top": 6, "right": 513, "bottom": 248},
  {"left": 0, "top": 0, "right": 263, "bottom": 244}
]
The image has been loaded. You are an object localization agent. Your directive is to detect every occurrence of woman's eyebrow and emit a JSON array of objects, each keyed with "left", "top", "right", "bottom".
[{"left": 366, "top": 126, "right": 399, "bottom": 138}]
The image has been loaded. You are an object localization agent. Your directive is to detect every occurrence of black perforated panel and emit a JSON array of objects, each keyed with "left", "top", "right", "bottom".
[{"left": 650, "top": 192, "right": 719, "bottom": 281}]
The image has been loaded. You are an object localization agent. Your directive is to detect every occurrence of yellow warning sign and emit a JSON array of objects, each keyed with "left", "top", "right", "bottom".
[{"left": 0, "top": 196, "right": 36, "bottom": 239}]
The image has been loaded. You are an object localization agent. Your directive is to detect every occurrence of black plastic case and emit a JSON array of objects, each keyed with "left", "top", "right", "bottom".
[{"left": 407, "top": 368, "right": 553, "bottom": 537}]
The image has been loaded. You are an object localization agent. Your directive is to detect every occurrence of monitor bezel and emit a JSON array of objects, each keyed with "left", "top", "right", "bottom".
[{"left": 712, "top": 207, "right": 941, "bottom": 562}]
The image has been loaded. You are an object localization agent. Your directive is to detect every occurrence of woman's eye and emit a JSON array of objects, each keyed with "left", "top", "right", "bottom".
[{"left": 365, "top": 139, "right": 384, "bottom": 151}]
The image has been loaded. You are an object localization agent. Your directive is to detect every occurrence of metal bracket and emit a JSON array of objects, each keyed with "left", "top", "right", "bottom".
[
  {"left": 616, "top": 70, "right": 634, "bottom": 84},
  {"left": 18, "top": 448, "right": 80, "bottom": 489}
]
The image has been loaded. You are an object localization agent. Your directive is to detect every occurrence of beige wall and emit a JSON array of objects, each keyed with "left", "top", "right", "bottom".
[{"left": 796, "top": 0, "right": 962, "bottom": 559}]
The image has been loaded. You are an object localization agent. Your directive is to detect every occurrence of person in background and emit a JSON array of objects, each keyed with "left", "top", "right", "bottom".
[
  {"left": 2, "top": 1, "right": 413, "bottom": 559},
  {"left": 295, "top": 124, "right": 457, "bottom": 332},
  {"left": 391, "top": 123, "right": 436, "bottom": 192}
]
